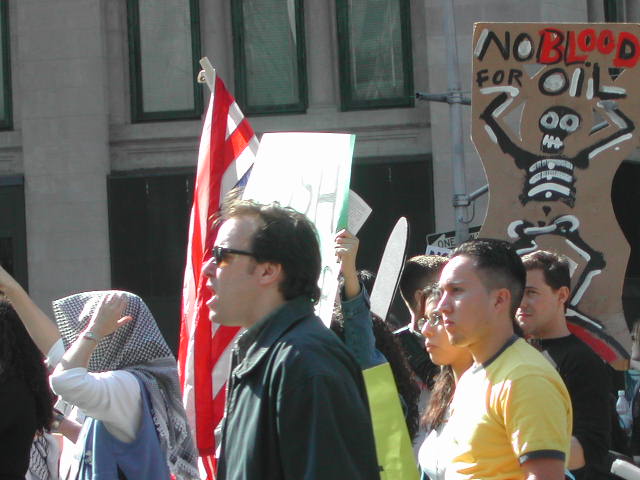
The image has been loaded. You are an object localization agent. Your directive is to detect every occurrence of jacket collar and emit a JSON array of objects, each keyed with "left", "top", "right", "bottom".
[{"left": 232, "top": 296, "right": 316, "bottom": 379}]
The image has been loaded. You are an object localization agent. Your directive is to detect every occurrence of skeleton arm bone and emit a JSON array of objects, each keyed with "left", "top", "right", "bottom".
[
  {"left": 479, "top": 88, "right": 534, "bottom": 168},
  {"left": 575, "top": 101, "right": 635, "bottom": 167}
]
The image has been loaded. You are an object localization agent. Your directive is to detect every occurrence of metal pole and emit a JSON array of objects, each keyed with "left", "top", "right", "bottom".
[{"left": 443, "top": 0, "right": 470, "bottom": 245}]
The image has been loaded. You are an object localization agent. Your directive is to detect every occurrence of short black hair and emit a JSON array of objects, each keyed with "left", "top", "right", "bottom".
[
  {"left": 521, "top": 250, "right": 571, "bottom": 291},
  {"left": 221, "top": 200, "right": 322, "bottom": 303},
  {"left": 399, "top": 255, "right": 448, "bottom": 310},
  {"left": 451, "top": 238, "right": 526, "bottom": 318}
]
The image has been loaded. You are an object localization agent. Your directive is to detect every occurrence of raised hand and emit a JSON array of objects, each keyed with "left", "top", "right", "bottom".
[
  {"left": 86, "top": 292, "right": 133, "bottom": 340},
  {"left": 335, "top": 229, "right": 361, "bottom": 300}
]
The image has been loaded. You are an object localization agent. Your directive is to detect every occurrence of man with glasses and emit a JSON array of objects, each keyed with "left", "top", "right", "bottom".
[
  {"left": 203, "top": 200, "right": 380, "bottom": 480},
  {"left": 436, "top": 239, "right": 572, "bottom": 480}
]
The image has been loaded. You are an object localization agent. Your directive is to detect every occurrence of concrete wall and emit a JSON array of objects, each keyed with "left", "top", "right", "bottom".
[{"left": 15, "top": 0, "right": 111, "bottom": 308}]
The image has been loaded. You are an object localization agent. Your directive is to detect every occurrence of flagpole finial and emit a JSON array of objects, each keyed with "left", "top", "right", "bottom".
[{"left": 198, "top": 57, "right": 216, "bottom": 92}]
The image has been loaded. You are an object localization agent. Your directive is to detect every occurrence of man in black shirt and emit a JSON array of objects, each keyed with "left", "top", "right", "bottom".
[{"left": 517, "top": 250, "right": 612, "bottom": 480}]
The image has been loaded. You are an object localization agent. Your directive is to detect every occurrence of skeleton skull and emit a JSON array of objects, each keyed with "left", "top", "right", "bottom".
[{"left": 538, "top": 106, "right": 581, "bottom": 154}]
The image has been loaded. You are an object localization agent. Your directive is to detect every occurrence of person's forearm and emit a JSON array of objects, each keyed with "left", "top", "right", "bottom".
[
  {"left": 2, "top": 280, "right": 60, "bottom": 354},
  {"left": 342, "top": 270, "right": 361, "bottom": 300},
  {"left": 58, "top": 417, "right": 82, "bottom": 443},
  {"left": 52, "top": 411, "right": 82, "bottom": 443},
  {"left": 56, "top": 330, "right": 99, "bottom": 372},
  {"left": 568, "top": 436, "right": 586, "bottom": 469}
]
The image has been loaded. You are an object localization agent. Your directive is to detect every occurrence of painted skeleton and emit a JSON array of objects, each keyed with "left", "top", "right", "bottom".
[{"left": 480, "top": 84, "right": 634, "bottom": 339}]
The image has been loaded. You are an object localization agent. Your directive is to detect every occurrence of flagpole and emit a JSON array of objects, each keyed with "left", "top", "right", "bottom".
[{"left": 198, "top": 57, "right": 216, "bottom": 92}]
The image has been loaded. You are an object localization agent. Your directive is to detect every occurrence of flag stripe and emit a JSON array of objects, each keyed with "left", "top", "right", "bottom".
[{"left": 179, "top": 72, "right": 257, "bottom": 477}]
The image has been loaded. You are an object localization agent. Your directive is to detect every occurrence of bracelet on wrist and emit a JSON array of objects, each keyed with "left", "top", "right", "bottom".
[
  {"left": 50, "top": 411, "right": 65, "bottom": 433},
  {"left": 81, "top": 330, "right": 100, "bottom": 343}
]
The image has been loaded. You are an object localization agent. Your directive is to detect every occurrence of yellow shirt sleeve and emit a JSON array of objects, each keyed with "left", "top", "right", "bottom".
[{"left": 499, "top": 373, "right": 572, "bottom": 463}]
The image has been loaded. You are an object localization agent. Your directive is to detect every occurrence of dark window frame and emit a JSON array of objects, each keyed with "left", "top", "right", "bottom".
[
  {"left": 336, "top": 0, "right": 414, "bottom": 111},
  {"left": 604, "top": 0, "right": 626, "bottom": 22},
  {"left": 126, "top": 0, "right": 204, "bottom": 123},
  {"left": 231, "top": 0, "right": 308, "bottom": 115},
  {"left": 0, "top": 1, "right": 12, "bottom": 130}
]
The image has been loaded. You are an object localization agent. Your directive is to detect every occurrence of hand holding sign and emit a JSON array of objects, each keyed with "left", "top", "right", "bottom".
[{"left": 335, "top": 229, "right": 361, "bottom": 300}]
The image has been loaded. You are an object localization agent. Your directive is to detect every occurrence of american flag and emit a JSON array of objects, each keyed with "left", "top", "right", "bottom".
[{"left": 178, "top": 71, "right": 257, "bottom": 479}]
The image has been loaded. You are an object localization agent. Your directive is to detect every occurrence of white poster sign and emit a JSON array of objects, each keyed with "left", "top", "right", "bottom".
[{"left": 242, "top": 132, "right": 354, "bottom": 325}]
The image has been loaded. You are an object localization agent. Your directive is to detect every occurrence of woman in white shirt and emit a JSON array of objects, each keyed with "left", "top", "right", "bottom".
[
  {"left": 415, "top": 284, "right": 472, "bottom": 480},
  {"left": 0, "top": 265, "right": 198, "bottom": 480}
]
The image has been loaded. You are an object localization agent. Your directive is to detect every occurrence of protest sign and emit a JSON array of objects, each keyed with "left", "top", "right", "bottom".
[
  {"left": 363, "top": 363, "right": 419, "bottom": 480},
  {"left": 370, "top": 217, "right": 409, "bottom": 321},
  {"left": 348, "top": 190, "right": 372, "bottom": 235},
  {"left": 471, "top": 23, "right": 640, "bottom": 367},
  {"left": 242, "top": 132, "right": 354, "bottom": 326}
]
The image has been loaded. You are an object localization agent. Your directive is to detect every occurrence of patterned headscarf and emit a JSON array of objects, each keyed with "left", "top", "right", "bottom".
[{"left": 52, "top": 291, "right": 199, "bottom": 480}]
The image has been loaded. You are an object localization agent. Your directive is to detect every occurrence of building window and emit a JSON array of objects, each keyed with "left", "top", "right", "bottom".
[
  {"left": 604, "top": 0, "right": 626, "bottom": 21},
  {"left": 108, "top": 170, "right": 194, "bottom": 352},
  {"left": 0, "top": 1, "right": 12, "bottom": 130},
  {"left": 231, "top": 0, "right": 307, "bottom": 115},
  {"left": 127, "top": 0, "right": 203, "bottom": 122},
  {"left": 0, "top": 177, "right": 27, "bottom": 289},
  {"left": 336, "top": 0, "right": 414, "bottom": 111}
]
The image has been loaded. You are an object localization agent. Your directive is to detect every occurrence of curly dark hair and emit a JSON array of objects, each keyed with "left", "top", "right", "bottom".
[
  {"left": 220, "top": 200, "right": 322, "bottom": 303},
  {"left": 370, "top": 314, "right": 420, "bottom": 439},
  {"left": 331, "top": 309, "right": 420, "bottom": 440},
  {"left": 0, "top": 299, "right": 53, "bottom": 433}
]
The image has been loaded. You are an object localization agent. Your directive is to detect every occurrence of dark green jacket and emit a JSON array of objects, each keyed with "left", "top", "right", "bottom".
[{"left": 217, "top": 296, "right": 380, "bottom": 480}]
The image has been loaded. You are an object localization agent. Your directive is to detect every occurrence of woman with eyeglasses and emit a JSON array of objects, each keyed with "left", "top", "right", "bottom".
[{"left": 416, "top": 283, "right": 473, "bottom": 480}]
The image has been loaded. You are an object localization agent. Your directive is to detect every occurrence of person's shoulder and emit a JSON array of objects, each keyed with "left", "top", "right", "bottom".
[
  {"left": 560, "top": 334, "right": 609, "bottom": 375},
  {"left": 492, "top": 338, "right": 561, "bottom": 380},
  {"left": 275, "top": 313, "right": 359, "bottom": 375}
]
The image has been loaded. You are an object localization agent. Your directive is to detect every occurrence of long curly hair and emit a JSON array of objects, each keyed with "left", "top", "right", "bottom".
[
  {"left": 331, "top": 309, "right": 420, "bottom": 440},
  {"left": 0, "top": 299, "right": 53, "bottom": 433},
  {"left": 370, "top": 314, "right": 420, "bottom": 439},
  {"left": 422, "top": 365, "right": 454, "bottom": 430}
]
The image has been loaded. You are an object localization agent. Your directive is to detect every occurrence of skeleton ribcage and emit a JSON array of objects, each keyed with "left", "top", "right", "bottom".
[{"left": 521, "top": 158, "right": 576, "bottom": 207}]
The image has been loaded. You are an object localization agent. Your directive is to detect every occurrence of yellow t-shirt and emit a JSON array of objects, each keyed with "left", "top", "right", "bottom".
[{"left": 444, "top": 337, "right": 572, "bottom": 480}]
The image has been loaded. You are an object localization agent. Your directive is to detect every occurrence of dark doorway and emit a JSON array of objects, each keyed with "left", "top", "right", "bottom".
[
  {"left": 0, "top": 177, "right": 28, "bottom": 290},
  {"left": 350, "top": 155, "right": 435, "bottom": 326},
  {"left": 612, "top": 161, "right": 640, "bottom": 328},
  {"left": 108, "top": 169, "right": 194, "bottom": 354}
]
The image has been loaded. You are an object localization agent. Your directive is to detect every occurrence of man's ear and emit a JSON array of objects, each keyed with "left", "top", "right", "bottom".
[
  {"left": 257, "top": 262, "right": 283, "bottom": 287},
  {"left": 493, "top": 287, "right": 511, "bottom": 314},
  {"left": 557, "top": 285, "right": 570, "bottom": 306},
  {"left": 414, "top": 289, "right": 425, "bottom": 318}
]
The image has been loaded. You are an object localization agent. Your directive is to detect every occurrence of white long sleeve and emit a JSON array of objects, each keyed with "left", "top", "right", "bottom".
[{"left": 47, "top": 339, "right": 142, "bottom": 442}]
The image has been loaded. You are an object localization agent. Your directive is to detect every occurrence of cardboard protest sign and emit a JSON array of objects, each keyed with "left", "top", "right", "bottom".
[
  {"left": 242, "top": 132, "right": 353, "bottom": 326},
  {"left": 472, "top": 23, "right": 640, "bottom": 368}
]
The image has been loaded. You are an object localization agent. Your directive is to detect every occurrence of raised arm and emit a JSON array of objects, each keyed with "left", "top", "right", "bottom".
[
  {"left": 55, "top": 292, "right": 132, "bottom": 372},
  {"left": 575, "top": 100, "right": 635, "bottom": 167},
  {"left": 334, "top": 230, "right": 386, "bottom": 369},
  {"left": 480, "top": 88, "right": 528, "bottom": 157},
  {"left": 0, "top": 264, "right": 60, "bottom": 354},
  {"left": 335, "top": 229, "right": 361, "bottom": 300}
]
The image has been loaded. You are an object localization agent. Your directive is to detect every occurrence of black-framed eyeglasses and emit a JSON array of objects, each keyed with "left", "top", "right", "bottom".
[
  {"left": 212, "top": 246, "right": 255, "bottom": 265},
  {"left": 414, "top": 312, "right": 444, "bottom": 333}
]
